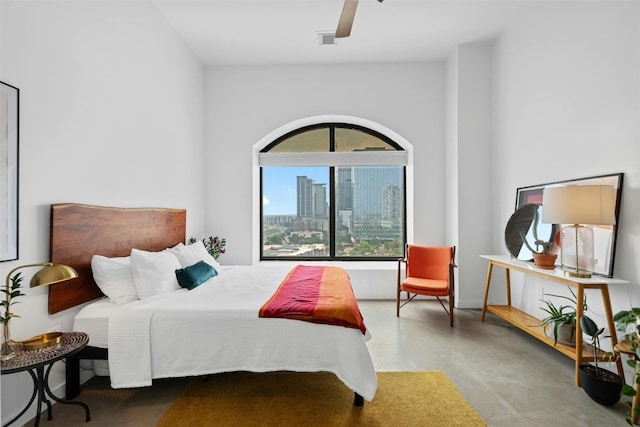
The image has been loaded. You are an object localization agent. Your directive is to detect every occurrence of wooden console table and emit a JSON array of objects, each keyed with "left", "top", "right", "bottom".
[{"left": 480, "top": 255, "right": 628, "bottom": 386}]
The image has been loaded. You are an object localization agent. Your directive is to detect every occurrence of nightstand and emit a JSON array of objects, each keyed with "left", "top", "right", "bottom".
[{"left": 1, "top": 332, "right": 91, "bottom": 427}]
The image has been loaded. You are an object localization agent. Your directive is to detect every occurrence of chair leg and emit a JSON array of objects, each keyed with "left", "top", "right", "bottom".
[
  {"left": 434, "top": 296, "right": 454, "bottom": 327},
  {"left": 449, "top": 297, "right": 454, "bottom": 327},
  {"left": 449, "top": 285, "right": 455, "bottom": 327}
]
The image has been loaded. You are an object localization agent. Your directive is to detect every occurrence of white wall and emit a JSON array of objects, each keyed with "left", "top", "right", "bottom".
[
  {"left": 453, "top": 42, "right": 494, "bottom": 308},
  {"left": 490, "top": 1, "right": 640, "bottom": 376},
  {"left": 0, "top": 2, "right": 204, "bottom": 424},
  {"left": 203, "top": 63, "right": 447, "bottom": 297}
]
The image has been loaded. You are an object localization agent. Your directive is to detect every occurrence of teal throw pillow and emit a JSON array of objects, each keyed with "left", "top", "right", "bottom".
[{"left": 175, "top": 261, "right": 218, "bottom": 290}]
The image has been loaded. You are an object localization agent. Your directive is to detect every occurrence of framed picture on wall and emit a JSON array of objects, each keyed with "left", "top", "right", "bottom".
[
  {"left": 515, "top": 173, "right": 623, "bottom": 277},
  {"left": 0, "top": 80, "right": 19, "bottom": 262}
]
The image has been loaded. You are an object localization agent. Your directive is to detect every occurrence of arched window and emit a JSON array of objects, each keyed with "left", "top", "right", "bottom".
[{"left": 259, "top": 123, "right": 407, "bottom": 261}]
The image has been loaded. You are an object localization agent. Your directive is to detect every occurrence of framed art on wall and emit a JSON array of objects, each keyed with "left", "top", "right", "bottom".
[
  {"left": 0, "top": 80, "right": 18, "bottom": 262},
  {"left": 514, "top": 173, "right": 623, "bottom": 277}
]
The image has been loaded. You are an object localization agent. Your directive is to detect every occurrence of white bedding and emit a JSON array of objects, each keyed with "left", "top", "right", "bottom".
[{"left": 73, "top": 265, "right": 377, "bottom": 401}]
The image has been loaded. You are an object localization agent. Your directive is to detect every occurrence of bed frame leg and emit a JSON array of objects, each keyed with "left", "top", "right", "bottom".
[
  {"left": 66, "top": 357, "right": 81, "bottom": 400},
  {"left": 354, "top": 392, "right": 364, "bottom": 406}
]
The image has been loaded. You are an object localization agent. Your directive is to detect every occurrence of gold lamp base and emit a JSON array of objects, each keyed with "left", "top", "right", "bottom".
[
  {"left": 564, "top": 270, "right": 592, "bottom": 279},
  {"left": 18, "top": 332, "right": 63, "bottom": 351}
]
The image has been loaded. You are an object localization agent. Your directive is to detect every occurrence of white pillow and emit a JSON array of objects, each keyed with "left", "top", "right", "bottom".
[
  {"left": 91, "top": 255, "right": 138, "bottom": 305},
  {"left": 168, "top": 241, "right": 220, "bottom": 268},
  {"left": 130, "top": 248, "right": 182, "bottom": 299}
]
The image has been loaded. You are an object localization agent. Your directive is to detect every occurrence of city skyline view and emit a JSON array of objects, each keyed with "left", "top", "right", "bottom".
[
  {"left": 262, "top": 167, "right": 328, "bottom": 215},
  {"left": 262, "top": 165, "right": 404, "bottom": 258}
]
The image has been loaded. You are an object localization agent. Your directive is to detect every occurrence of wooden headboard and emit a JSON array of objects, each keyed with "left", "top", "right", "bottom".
[{"left": 48, "top": 203, "right": 187, "bottom": 314}]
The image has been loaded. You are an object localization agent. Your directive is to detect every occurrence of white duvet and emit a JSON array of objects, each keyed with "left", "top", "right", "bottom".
[{"left": 77, "top": 265, "right": 377, "bottom": 401}]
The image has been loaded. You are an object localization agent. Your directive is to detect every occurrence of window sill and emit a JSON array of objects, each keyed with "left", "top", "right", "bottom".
[{"left": 256, "top": 260, "right": 399, "bottom": 271}]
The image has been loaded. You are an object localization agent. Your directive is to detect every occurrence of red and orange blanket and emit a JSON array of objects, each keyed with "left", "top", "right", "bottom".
[{"left": 259, "top": 265, "right": 366, "bottom": 334}]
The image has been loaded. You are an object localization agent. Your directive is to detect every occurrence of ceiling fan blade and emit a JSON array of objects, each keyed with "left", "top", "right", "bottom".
[{"left": 335, "top": 0, "right": 358, "bottom": 38}]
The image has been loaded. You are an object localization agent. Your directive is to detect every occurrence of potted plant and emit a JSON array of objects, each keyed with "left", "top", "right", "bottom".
[
  {"left": 519, "top": 207, "right": 556, "bottom": 269},
  {"left": 579, "top": 314, "right": 623, "bottom": 405},
  {"left": 614, "top": 308, "right": 640, "bottom": 424},
  {"left": 539, "top": 288, "right": 585, "bottom": 346}
]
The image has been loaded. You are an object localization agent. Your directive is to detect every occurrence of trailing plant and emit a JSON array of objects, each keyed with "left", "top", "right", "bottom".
[
  {"left": 188, "top": 235, "right": 226, "bottom": 260},
  {"left": 614, "top": 308, "right": 640, "bottom": 425},
  {"left": 519, "top": 206, "right": 554, "bottom": 255}
]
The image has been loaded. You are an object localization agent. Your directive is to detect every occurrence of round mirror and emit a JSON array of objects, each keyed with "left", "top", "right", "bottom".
[{"left": 504, "top": 203, "right": 555, "bottom": 261}]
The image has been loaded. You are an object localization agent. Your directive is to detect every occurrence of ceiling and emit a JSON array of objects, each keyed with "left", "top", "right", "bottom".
[{"left": 152, "top": 0, "right": 532, "bottom": 66}]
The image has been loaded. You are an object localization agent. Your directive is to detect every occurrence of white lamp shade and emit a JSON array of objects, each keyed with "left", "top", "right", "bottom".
[{"left": 542, "top": 185, "right": 616, "bottom": 225}]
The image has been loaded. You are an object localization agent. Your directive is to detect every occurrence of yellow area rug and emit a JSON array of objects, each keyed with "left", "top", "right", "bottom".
[{"left": 157, "top": 371, "right": 486, "bottom": 426}]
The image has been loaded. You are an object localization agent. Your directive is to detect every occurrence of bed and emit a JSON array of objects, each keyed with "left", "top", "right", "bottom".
[{"left": 48, "top": 204, "right": 377, "bottom": 405}]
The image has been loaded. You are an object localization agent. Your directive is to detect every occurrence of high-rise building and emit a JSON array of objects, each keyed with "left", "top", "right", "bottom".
[
  {"left": 312, "top": 183, "right": 328, "bottom": 218},
  {"left": 336, "top": 167, "right": 353, "bottom": 211},
  {"left": 296, "top": 176, "right": 313, "bottom": 218},
  {"left": 353, "top": 167, "right": 402, "bottom": 217},
  {"left": 382, "top": 185, "right": 402, "bottom": 228}
]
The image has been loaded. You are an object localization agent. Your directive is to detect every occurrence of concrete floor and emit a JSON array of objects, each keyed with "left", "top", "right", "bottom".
[{"left": 23, "top": 300, "right": 630, "bottom": 426}]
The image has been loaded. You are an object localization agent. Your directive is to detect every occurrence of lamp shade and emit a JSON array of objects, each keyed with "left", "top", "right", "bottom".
[
  {"left": 30, "top": 264, "right": 78, "bottom": 288},
  {"left": 542, "top": 185, "right": 616, "bottom": 225}
]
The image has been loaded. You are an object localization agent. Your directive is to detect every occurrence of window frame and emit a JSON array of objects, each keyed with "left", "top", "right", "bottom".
[{"left": 260, "top": 123, "right": 407, "bottom": 262}]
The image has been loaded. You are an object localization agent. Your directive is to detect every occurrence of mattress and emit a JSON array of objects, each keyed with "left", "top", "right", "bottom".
[{"left": 73, "top": 297, "right": 121, "bottom": 349}]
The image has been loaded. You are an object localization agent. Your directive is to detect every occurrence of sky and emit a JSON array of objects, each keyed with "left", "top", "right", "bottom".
[{"left": 262, "top": 167, "right": 328, "bottom": 215}]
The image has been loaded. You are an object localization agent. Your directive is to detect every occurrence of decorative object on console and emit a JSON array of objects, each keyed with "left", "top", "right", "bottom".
[
  {"left": 515, "top": 173, "right": 623, "bottom": 277},
  {"left": 579, "top": 314, "right": 623, "bottom": 405},
  {"left": 1, "top": 263, "right": 78, "bottom": 360},
  {"left": 504, "top": 203, "right": 555, "bottom": 262},
  {"left": 189, "top": 235, "right": 226, "bottom": 260},
  {"left": 542, "top": 185, "right": 616, "bottom": 278},
  {"left": 515, "top": 203, "right": 557, "bottom": 269}
]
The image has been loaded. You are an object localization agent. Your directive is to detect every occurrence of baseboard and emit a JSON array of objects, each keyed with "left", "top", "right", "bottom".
[{"left": 455, "top": 300, "right": 485, "bottom": 310}]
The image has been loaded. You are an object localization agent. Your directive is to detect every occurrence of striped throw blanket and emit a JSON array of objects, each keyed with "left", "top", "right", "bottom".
[{"left": 259, "top": 265, "right": 366, "bottom": 334}]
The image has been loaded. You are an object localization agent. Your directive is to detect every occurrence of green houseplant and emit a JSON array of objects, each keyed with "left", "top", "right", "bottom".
[
  {"left": 613, "top": 308, "right": 640, "bottom": 424},
  {"left": 519, "top": 207, "right": 556, "bottom": 269},
  {"left": 539, "top": 288, "right": 585, "bottom": 346},
  {"left": 579, "top": 314, "right": 623, "bottom": 406}
]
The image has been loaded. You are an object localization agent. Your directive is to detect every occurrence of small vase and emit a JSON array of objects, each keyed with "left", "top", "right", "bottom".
[
  {"left": 1, "top": 323, "right": 15, "bottom": 361},
  {"left": 533, "top": 253, "right": 557, "bottom": 270}
]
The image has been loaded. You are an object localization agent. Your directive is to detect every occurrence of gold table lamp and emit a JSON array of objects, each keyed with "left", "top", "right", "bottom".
[{"left": 1, "top": 263, "right": 78, "bottom": 360}]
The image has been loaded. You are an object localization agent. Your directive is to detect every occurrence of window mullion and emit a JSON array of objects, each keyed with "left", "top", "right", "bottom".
[
  {"left": 329, "top": 127, "right": 335, "bottom": 257},
  {"left": 329, "top": 166, "right": 335, "bottom": 257}
]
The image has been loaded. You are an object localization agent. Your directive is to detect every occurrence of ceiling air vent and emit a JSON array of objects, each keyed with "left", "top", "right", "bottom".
[{"left": 317, "top": 32, "right": 337, "bottom": 46}]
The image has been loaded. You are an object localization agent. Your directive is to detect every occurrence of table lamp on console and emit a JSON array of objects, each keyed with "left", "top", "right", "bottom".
[
  {"left": 1, "top": 262, "right": 78, "bottom": 361},
  {"left": 542, "top": 185, "right": 616, "bottom": 278}
]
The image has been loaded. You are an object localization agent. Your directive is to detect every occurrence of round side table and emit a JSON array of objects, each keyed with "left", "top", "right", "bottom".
[{"left": 1, "top": 332, "right": 91, "bottom": 427}]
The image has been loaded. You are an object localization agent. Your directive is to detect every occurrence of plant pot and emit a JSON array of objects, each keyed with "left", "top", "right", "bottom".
[
  {"left": 578, "top": 364, "right": 623, "bottom": 405},
  {"left": 544, "top": 323, "right": 576, "bottom": 347},
  {"left": 533, "top": 253, "right": 557, "bottom": 270}
]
